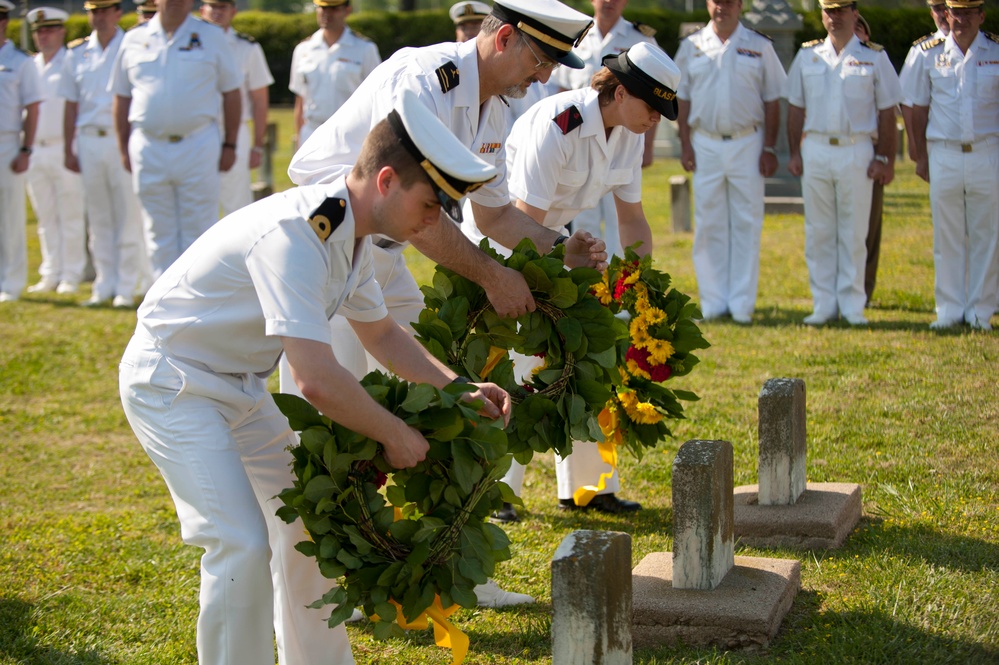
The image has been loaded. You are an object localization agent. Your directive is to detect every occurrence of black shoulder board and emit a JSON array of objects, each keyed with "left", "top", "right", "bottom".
[
  {"left": 308, "top": 197, "right": 346, "bottom": 242},
  {"left": 552, "top": 105, "right": 583, "bottom": 135},
  {"left": 985, "top": 32, "right": 999, "bottom": 45},
  {"left": 435, "top": 61, "right": 460, "bottom": 94},
  {"left": 68, "top": 37, "right": 86, "bottom": 49},
  {"left": 802, "top": 38, "right": 823, "bottom": 49},
  {"left": 632, "top": 21, "right": 656, "bottom": 38},
  {"left": 920, "top": 37, "right": 945, "bottom": 52},
  {"left": 862, "top": 40, "right": 884, "bottom": 52},
  {"left": 234, "top": 30, "right": 256, "bottom": 43},
  {"left": 750, "top": 28, "right": 774, "bottom": 42},
  {"left": 912, "top": 32, "right": 936, "bottom": 46}
]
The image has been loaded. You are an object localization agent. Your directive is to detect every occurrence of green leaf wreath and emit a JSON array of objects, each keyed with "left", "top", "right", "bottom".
[
  {"left": 274, "top": 373, "right": 516, "bottom": 640},
  {"left": 413, "top": 239, "right": 621, "bottom": 463},
  {"left": 592, "top": 247, "right": 711, "bottom": 460}
]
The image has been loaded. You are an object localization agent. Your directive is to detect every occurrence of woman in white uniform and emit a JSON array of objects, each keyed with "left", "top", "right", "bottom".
[{"left": 461, "top": 42, "right": 681, "bottom": 519}]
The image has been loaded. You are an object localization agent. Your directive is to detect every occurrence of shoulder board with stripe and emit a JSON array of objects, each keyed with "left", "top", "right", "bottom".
[
  {"left": 920, "top": 36, "right": 945, "bottom": 51},
  {"left": 351, "top": 30, "right": 373, "bottom": 42},
  {"left": 985, "top": 32, "right": 999, "bottom": 45},
  {"left": 308, "top": 197, "right": 346, "bottom": 242},
  {"left": 749, "top": 28, "right": 774, "bottom": 42},
  {"left": 435, "top": 61, "right": 460, "bottom": 94},
  {"left": 912, "top": 32, "right": 936, "bottom": 46},
  {"left": 861, "top": 40, "right": 884, "bottom": 52},
  {"left": 552, "top": 105, "right": 583, "bottom": 135},
  {"left": 801, "top": 38, "right": 823, "bottom": 49},
  {"left": 632, "top": 21, "right": 657, "bottom": 38},
  {"left": 234, "top": 30, "right": 256, "bottom": 43},
  {"left": 68, "top": 37, "right": 87, "bottom": 49}
]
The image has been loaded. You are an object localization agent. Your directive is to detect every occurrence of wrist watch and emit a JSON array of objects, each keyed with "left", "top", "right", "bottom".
[
  {"left": 19, "top": 145, "right": 32, "bottom": 155},
  {"left": 873, "top": 154, "right": 889, "bottom": 165}
]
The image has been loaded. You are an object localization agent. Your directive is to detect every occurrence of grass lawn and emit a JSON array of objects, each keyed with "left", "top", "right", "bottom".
[{"left": 1, "top": 107, "right": 996, "bottom": 664}]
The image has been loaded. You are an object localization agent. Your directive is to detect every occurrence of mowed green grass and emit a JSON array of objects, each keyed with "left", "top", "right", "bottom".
[{"left": 1, "top": 107, "right": 996, "bottom": 664}]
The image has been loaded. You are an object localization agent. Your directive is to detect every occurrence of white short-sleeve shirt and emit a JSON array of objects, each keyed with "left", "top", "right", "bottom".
[
  {"left": 901, "top": 31, "right": 999, "bottom": 142},
  {"left": 137, "top": 178, "right": 387, "bottom": 376},
  {"left": 32, "top": 47, "right": 68, "bottom": 143},
  {"left": 288, "top": 39, "right": 511, "bottom": 209},
  {"left": 674, "top": 22, "right": 787, "bottom": 135},
  {"left": 0, "top": 40, "right": 43, "bottom": 133},
  {"left": 505, "top": 87, "right": 644, "bottom": 231},
  {"left": 289, "top": 27, "right": 380, "bottom": 127},
  {"left": 898, "top": 29, "right": 946, "bottom": 106},
  {"left": 109, "top": 15, "right": 242, "bottom": 136},
  {"left": 228, "top": 30, "right": 274, "bottom": 123},
  {"left": 783, "top": 35, "right": 902, "bottom": 137},
  {"left": 59, "top": 28, "right": 125, "bottom": 129}
]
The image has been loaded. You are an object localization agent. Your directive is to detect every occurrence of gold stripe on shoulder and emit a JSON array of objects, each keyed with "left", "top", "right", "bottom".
[
  {"left": 920, "top": 36, "right": 945, "bottom": 52},
  {"left": 801, "top": 38, "right": 823, "bottom": 49}
]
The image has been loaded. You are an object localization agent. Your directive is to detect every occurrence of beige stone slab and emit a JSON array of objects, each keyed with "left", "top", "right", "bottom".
[
  {"left": 632, "top": 553, "right": 800, "bottom": 650},
  {"left": 733, "top": 481, "right": 862, "bottom": 549}
]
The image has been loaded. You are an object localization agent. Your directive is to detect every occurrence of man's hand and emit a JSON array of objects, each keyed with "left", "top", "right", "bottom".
[
  {"left": 787, "top": 153, "right": 803, "bottom": 178},
  {"left": 10, "top": 152, "right": 29, "bottom": 174},
  {"left": 120, "top": 151, "right": 131, "bottom": 173},
  {"left": 483, "top": 264, "right": 536, "bottom": 318},
  {"left": 64, "top": 151, "right": 81, "bottom": 173},
  {"left": 249, "top": 147, "right": 262, "bottom": 169},
  {"left": 681, "top": 142, "right": 696, "bottom": 172},
  {"left": 915, "top": 156, "right": 929, "bottom": 183},
  {"left": 380, "top": 425, "right": 430, "bottom": 469},
  {"left": 219, "top": 145, "right": 236, "bottom": 172},
  {"left": 759, "top": 150, "right": 778, "bottom": 177},
  {"left": 867, "top": 158, "right": 894, "bottom": 186},
  {"left": 464, "top": 382, "right": 512, "bottom": 427},
  {"left": 564, "top": 230, "right": 607, "bottom": 271}
]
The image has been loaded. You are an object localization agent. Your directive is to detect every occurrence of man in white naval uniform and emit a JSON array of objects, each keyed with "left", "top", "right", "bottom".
[
  {"left": 289, "top": 0, "right": 380, "bottom": 148},
  {"left": 0, "top": 0, "right": 43, "bottom": 303},
  {"left": 288, "top": 0, "right": 600, "bottom": 607},
  {"left": 551, "top": 0, "right": 658, "bottom": 260},
  {"left": 675, "top": 0, "right": 786, "bottom": 324},
  {"left": 904, "top": 0, "right": 998, "bottom": 330},
  {"left": 119, "top": 91, "right": 510, "bottom": 665},
  {"left": 24, "top": 8, "right": 86, "bottom": 296},
  {"left": 450, "top": 0, "right": 491, "bottom": 42},
  {"left": 899, "top": 0, "right": 950, "bottom": 162},
  {"left": 110, "top": 0, "right": 242, "bottom": 281},
  {"left": 200, "top": 0, "right": 274, "bottom": 216},
  {"left": 476, "top": 42, "right": 681, "bottom": 521},
  {"left": 784, "top": 0, "right": 900, "bottom": 326},
  {"left": 62, "top": 0, "right": 149, "bottom": 308}
]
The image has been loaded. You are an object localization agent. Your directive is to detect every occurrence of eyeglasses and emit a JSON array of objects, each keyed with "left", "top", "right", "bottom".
[{"left": 521, "top": 33, "right": 561, "bottom": 72}]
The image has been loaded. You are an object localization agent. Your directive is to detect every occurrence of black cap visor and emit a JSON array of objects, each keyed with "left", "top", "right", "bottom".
[{"left": 602, "top": 51, "right": 678, "bottom": 121}]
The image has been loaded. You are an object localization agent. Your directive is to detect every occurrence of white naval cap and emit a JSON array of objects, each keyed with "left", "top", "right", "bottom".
[
  {"left": 490, "top": 0, "right": 593, "bottom": 69},
  {"left": 450, "top": 1, "right": 490, "bottom": 25},
  {"left": 387, "top": 89, "right": 497, "bottom": 222},
  {"left": 26, "top": 6, "right": 68, "bottom": 28},
  {"left": 602, "top": 42, "right": 681, "bottom": 121},
  {"left": 0, "top": 0, "right": 14, "bottom": 16}
]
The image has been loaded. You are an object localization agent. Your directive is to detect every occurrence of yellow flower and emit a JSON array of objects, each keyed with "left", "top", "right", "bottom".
[
  {"left": 626, "top": 358, "right": 651, "bottom": 381},
  {"left": 592, "top": 280, "right": 613, "bottom": 306},
  {"left": 618, "top": 390, "right": 663, "bottom": 425},
  {"left": 645, "top": 338, "right": 675, "bottom": 364}
]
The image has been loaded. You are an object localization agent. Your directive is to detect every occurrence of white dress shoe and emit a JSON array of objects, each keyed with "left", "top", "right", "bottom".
[
  {"left": 474, "top": 578, "right": 534, "bottom": 608},
  {"left": 345, "top": 608, "right": 364, "bottom": 623},
  {"left": 56, "top": 281, "right": 79, "bottom": 294},
  {"left": 969, "top": 318, "right": 992, "bottom": 331},
  {"left": 803, "top": 312, "right": 832, "bottom": 326},
  {"left": 731, "top": 313, "right": 752, "bottom": 325},
  {"left": 82, "top": 295, "right": 109, "bottom": 307},
  {"left": 0, "top": 292, "right": 19, "bottom": 303},
  {"left": 27, "top": 280, "right": 58, "bottom": 293},
  {"left": 929, "top": 318, "right": 961, "bottom": 330},
  {"left": 844, "top": 313, "right": 868, "bottom": 326},
  {"left": 112, "top": 295, "right": 134, "bottom": 308}
]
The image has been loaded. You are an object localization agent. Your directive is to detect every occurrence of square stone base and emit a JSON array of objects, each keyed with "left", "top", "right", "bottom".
[
  {"left": 733, "top": 481, "right": 862, "bottom": 549},
  {"left": 632, "top": 554, "right": 800, "bottom": 650}
]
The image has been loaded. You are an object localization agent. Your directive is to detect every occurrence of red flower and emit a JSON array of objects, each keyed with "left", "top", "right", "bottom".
[
  {"left": 374, "top": 470, "right": 387, "bottom": 489},
  {"left": 625, "top": 346, "right": 672, "bottom": 382},
  {"left": 612, "top": 263, "right": 640, "bottom": 300}
]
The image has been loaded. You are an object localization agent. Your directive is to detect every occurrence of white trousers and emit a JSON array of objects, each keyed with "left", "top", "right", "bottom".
[
  {"left": 78, "top": 131, "right": 149, "bottom": 300},
  {"left": 219, "top": 123, "right": 253, "bottom": 217},
  {"left": 26, "top": 142, "right": 86, "bottom": 285},
  {"left": 573, "top": 193, "right": 622, "bottom": 260},
  {"left": 120, "top": 333, "right": 354, "bottom": 665},
  {"left": 0, "top": 138, "right": 28, "bottom": 296},
  {"left": 927, "top": 139, "right": 999, "bottom": 326},
  {"left": 801, "top": 136, "right": 873, "bottom": 319},
  {"left": 130, "top": 125, "right": 222, "bottom": 278},
  {"left": 691, "top": 130, "right": 764, "bottom": 320}
]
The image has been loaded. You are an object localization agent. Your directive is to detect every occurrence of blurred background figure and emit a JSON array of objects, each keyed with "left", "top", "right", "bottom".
[
  {"left": 62, "top": 0, "right": 151, "bottom": 308},
  {"left": 134, "top": 0, "right": 155, "bottom": 24},
  {"left": 450, "top": 0, "right": 490, "bottom": 42},
  {"left": 0, "top": 0, "right": 43, "bottom": 303},
  {"left": 290, "top": 0, "right": 380, "bottom": 147},
  {"left": 200, "top": 0, "right": 274, "bottom": 216},
  {"left": 24, "top": 7, "right": 86, "bottom": 296}
]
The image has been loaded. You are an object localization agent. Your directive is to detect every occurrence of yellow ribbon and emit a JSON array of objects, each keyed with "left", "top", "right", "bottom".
[
  {"left": 572, "top": 406, "right": 621, "bottom": 507},
  {"left": 479, "top": 345, "right": 508, "bottom": 380},
  {"left": 381, "top": 596, "right": 468, "bottom": 665}
]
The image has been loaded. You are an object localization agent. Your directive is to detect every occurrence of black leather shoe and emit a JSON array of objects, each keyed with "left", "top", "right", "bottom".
[
  {"left": 491, "top": 502, "right": 520, "bottom": 523},
  {"left": 558, "top": 494, "right": 641, "bottom": 514}
]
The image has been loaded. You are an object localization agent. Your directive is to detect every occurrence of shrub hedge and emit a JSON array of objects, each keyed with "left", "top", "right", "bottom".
[{"left": 6, "top": 7, "right": 998, "bottom": 104}]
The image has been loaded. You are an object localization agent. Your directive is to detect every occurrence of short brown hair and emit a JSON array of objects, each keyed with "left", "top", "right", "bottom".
[
  {"left": 352, "top": 117, "right": 427, "bottom": 189},
  {"left": 591, "top": 67, "right": 622, "bottom": 107}
]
